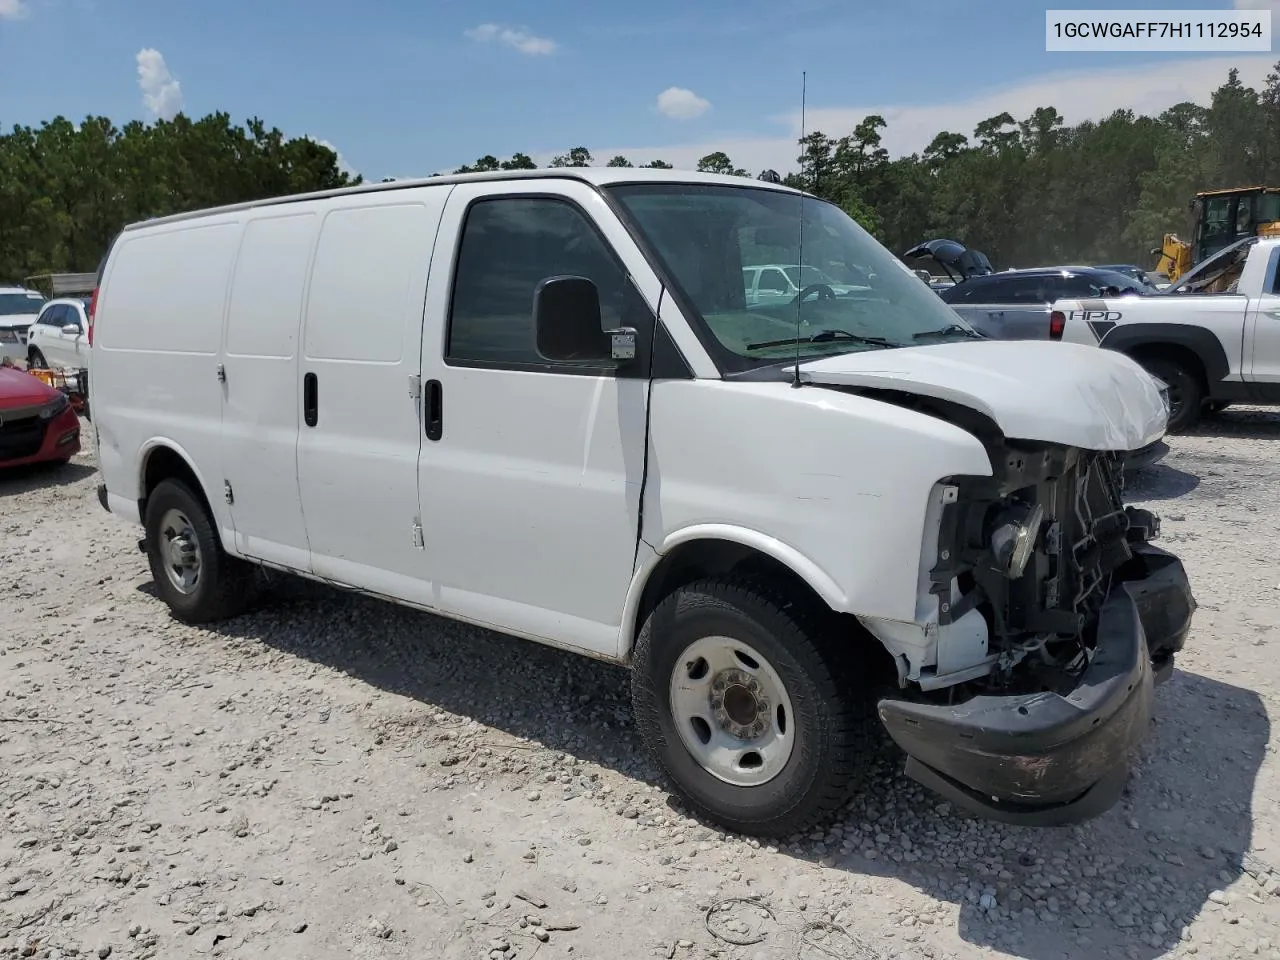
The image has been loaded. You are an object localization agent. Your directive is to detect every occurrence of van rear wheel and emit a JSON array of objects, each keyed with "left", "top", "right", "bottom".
[
  {"left": 143, "top": 479, "right": 258, "bottom": 624},
  {"left": 630, "top": 576, "right": 872, "bottom": 837}
]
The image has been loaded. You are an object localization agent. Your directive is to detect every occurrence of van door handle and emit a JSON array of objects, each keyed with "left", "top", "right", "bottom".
[
  {"left": 303, "top": 372, "right": 318, "bottom": 427},
  {"left": 425, "top": 379, "right": 443, "bottom": 441}
]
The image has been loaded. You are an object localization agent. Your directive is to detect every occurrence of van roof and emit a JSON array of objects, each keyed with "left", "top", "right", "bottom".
[{"left": 119, "top": 167, "right": 803, "bottom": 233}]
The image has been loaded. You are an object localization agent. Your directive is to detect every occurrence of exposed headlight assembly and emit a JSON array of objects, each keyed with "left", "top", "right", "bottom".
[{"left": 988, "top": 502, "right": 1045, "bottom": 579}]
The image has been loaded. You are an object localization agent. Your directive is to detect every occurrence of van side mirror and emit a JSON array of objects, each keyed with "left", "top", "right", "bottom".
[
  {"left": 534, "top": 276, "right": 636, "bottom": 364},
  {"left": 62, "top": 323, "right": 81, "bottom": 336}
]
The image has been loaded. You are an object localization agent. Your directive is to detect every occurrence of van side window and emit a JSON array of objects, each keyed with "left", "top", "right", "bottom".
[{"left": 447, "top": 197, "right": 626, "bottom": 365}]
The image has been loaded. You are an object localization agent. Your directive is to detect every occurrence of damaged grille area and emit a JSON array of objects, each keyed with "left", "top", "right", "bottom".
[{"left": 932, "top": 442, "right": 1145, "bottom": 693}]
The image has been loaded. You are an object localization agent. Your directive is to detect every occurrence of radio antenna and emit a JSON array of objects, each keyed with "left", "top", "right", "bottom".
[{"left": 791, "top": 71, "right": 807, "bottom": 389}]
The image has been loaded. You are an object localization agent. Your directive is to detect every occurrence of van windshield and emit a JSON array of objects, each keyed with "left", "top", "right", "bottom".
[{"left": 607, "top": 183, "right": 976, "bottom": 372}]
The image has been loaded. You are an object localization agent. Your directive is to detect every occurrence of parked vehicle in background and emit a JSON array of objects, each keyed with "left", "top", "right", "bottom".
[
  {"left": 937, "top": 267, "right": 1149, "bottom": 339},
  {"left": 741, "top": 262, "right": 870, "bottom": 308},
  {"left": 92, "top": 168, "right": 1191, "bottom": 838},
  {"left": 904, "top": 240, "right": 1151, "bottom": 339},
  {"left": 0, "top": 364, "right": 81, "bottom": 468},
  {"left": 1053, "top": 234, "right": 1280, "bottom": 431},
  {"left": 27, "top": 297, "right": 92, "bottom": 370},
  {"left": 0, "top": 285, "right": 48, "bottom": 365},
  {"left": 1154, "top": 185, "right": 1280, "bottom": 284}
]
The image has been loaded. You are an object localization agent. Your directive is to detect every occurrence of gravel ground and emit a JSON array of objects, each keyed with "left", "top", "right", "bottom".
[{"left": 2, "top": 408, "right": 1279, "bottom": 960}]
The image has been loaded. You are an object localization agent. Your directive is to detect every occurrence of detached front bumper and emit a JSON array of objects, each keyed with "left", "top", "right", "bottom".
[{"left": 877, "top": 544, "right": 1194, "bottom": 827}]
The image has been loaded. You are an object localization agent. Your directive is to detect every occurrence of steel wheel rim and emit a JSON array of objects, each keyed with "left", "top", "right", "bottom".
[
  {"left": 158, "top": 508, "right": 202, "bottom": 595},
  {"left": 668, "top": 635, "right": 796, "bottom": 787}
]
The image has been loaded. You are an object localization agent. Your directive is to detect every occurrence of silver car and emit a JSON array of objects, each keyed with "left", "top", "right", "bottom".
[{"left": 905, "top": 239, "right": 1150, "bottom": 339}]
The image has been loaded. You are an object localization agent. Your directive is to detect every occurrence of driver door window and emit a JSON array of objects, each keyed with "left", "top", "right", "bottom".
[
  {"left": 38, "top": 304, "right": 67, "bottom": 327},
  {"left": 757, "top": 269, "right": 790, "bottom": 295},
  {"left": 447, "top": 197, "right": 630, "bottom": 367}
]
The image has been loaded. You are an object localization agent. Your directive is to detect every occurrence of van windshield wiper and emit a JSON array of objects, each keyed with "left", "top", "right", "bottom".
[
  {"left": 911, "top": 324, "right": 984, "bottom": 341},
  {"left": 746, "top": 329, "right": 897, "bottom": 351}
]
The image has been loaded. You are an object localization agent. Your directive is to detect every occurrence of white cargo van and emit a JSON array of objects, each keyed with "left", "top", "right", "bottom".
[{"left": 89, "top": 169, "right": 1195, "bottom": 837}]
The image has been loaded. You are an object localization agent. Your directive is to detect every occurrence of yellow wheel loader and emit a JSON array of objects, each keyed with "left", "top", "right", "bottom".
[{"left": 1154, "top": 186, "right": 1280, "bottom": 284}]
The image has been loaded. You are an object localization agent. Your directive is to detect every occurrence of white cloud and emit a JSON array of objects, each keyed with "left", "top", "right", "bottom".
[
  {"left": 136, "top": 48, "right": 184, "bottom": 121},
  {"left": 596, "top": 54, "right": 1280, "bottom": 176},
  {"left": 0, "top": 0, "right": 28, "bottom": 20},
  {"left": 464, "top": 23, "right": 556, "bottom": 56},
  {"left": 656, "top": 86, "right": 711, "bottom": 120},
  {"left": 306, "top": 136, "right": 358, "bottom": 178}
]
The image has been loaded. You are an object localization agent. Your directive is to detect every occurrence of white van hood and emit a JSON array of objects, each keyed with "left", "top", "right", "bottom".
[{"left": 794, "top": 340, "right": 1167, "bottom": 450}]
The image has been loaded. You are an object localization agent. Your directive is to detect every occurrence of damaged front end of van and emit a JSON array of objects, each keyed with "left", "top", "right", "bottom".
[
  {"left": 798, "top": 342, "right": 1196, "bottom": 826},
  {"left": 878, "top": 442, "right": 1193, "bottom": 825}
]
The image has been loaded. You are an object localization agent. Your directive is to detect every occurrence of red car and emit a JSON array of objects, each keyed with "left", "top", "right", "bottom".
[{"left": 0, "top": 364, "right": 81, "bottom": 468}]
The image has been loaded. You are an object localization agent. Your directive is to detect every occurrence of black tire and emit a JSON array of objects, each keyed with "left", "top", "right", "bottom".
[
  {"left": 631, "top": 576, "right": 873, "bottom": 837},
  {"left": 1205, "top": 400, "right": 1233, "bottom": 415},
  {"left": 27, "top": 348, "right": 47, "bottom": 369},
  {"left": 1141, "top": 357, "right": 1203, "bottom": 433},
  {"left": 143, "top": 478, "right": 258, "bottom": 624}
]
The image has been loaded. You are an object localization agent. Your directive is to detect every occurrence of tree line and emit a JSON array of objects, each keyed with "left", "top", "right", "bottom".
[
  {"left": 0, "top": 114, "right": 358, "bottom": 283},
  {"left": 4, "top": 62, "right": 1279, "bottom": 282},
  {"left": 449, "top": 63, "right": 1280, "bottom": 271}
]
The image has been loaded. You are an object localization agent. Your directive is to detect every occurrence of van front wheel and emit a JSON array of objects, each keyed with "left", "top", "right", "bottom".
[
  {"left": 631, "top": 577, "right": 871, "bottom": 837},
  {"left": 143, "top": 479, "right": 257, "bottom": 624}
]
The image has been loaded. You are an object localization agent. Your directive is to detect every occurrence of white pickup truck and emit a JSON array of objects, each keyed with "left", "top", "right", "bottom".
[{"left": 1052, "top": 235, "right": 1280, "bottom": 431}]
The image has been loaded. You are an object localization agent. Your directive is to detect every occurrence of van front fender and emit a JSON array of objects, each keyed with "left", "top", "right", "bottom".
[{"left": 618, "top": 523, "right": 848, "bottom": 659}]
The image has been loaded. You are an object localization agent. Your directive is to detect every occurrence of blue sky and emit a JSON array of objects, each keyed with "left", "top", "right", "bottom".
[{"left": 2, "top": 0, "right": 1279, "bottom": 179}]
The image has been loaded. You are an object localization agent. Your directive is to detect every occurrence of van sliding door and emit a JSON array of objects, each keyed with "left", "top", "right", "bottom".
[
  {"left": 295, "top": 193, "right": 447, "bottom": 601},
  {"left": 219, "top": 211, "right": 317, "bottom": 571}
]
